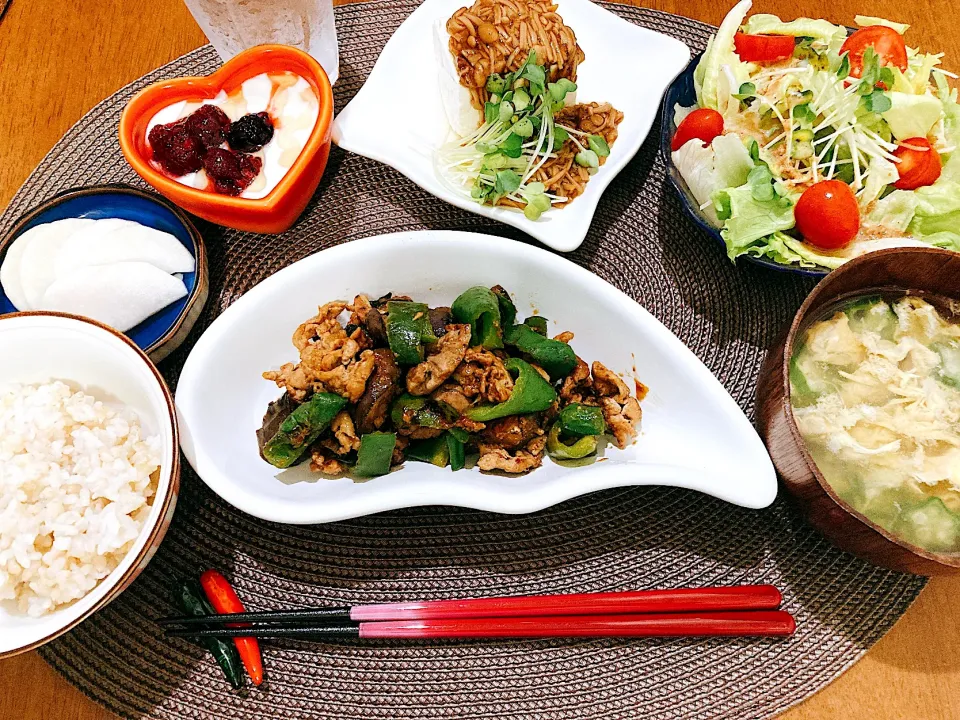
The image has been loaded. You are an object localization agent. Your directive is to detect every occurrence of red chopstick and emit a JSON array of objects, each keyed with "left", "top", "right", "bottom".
[
  {"left": 168, "top": 611, "right": 796, "bottom": 640},
  {"left": 360, "top": 612, "right": 796, "bottom": 639},
  {"left": 159, "top": 585, "right": 782, "bottom": 627},
  {"left": 351, "top": 585, "right": 781, "bottom": 620}
]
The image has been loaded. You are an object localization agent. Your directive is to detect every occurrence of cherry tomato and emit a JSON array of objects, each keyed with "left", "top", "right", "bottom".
[
  {"left": 893, "top": 137, "right": 942, "bottom": 190},
  {"left": 671, "top": 108, "right": 724, "bottom": 152},
  {"left": 794, "top": 180, "right": 861, "bottom": 250},
  {"left": 840, "top": 26, "right": 908, "bottom": 79},
  {"left": 734, "top": 33, "right": 796, "bottom": 62}
]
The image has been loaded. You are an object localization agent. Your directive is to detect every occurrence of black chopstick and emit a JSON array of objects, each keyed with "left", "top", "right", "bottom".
[
  {"left": 168, "top": 625, "right": 362, "bottom": 639},
  {"left": 158, "top": 606, "right": 351, "bottom": 626}
]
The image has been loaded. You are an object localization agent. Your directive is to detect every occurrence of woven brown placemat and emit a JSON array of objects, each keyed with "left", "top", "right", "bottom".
[{"left": 0, "top": 1, "right": 926, "bottom": 718}]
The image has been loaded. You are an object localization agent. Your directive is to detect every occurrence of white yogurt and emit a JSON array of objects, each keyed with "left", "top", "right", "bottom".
[{"left": 146, "top": 72, "right": 320, "bottom": 199}]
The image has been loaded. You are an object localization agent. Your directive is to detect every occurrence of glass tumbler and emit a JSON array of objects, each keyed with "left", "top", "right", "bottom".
[{"left": 183, "top": 0, "right": 340, "bottom": 84}]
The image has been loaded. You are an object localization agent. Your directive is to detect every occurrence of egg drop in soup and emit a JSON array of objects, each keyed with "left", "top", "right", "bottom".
[{"left": 791, "top": 295, "right": 960, "bottom": 554}]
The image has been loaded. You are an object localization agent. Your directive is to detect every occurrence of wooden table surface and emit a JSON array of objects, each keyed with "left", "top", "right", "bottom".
[{"left": 2, "top": 0, "right": 960, "bottom": 717}]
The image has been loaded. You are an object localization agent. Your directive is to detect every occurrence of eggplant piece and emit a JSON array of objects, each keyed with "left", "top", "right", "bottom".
[
  {"left": 480, "top": 414, "right": 544, "bottom": 450},
  {"left": 353, "top": 348, "right": 402, "bottom": 434},
  {"left": 362, "top": 307, "right": 389, "bottom": 347},
  {"left": 257, "top": 392, "right": 298, "bottom": 461},
  {"left": 428, "top": 306, "right": 453, "bottom": 338}
]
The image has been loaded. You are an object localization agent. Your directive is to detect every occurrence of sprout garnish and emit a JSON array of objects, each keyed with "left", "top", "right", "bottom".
[{"left": 437, "top": 51, "right": 609, "bottom": 219}]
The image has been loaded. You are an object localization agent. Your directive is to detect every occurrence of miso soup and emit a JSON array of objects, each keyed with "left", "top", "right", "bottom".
[{"left": 790, "top": 295, "right": 960, "bottom": 553}]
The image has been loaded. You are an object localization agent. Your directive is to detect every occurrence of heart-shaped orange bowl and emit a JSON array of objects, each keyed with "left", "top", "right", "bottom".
[{"left": 119, "top": 45, "right": 333, "bottom": 234}]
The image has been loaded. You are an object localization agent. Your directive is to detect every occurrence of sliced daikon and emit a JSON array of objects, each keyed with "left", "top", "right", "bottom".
[
  {"left": 39, "top": 261, "right": 188, "bottom": 332},
  {"left": 53, "top": 218, "right": 196, "bottom": 279},
  {"left": 18, "top": 219, "right": 96, "bottom": 308},
  {"left": 1, "top": 231, "right": 33, "bottom": 310}
]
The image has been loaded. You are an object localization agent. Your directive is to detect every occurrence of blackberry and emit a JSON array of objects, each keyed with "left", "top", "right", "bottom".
[{"left": 227, "top": 112, "right": 275, "bottom": 152}]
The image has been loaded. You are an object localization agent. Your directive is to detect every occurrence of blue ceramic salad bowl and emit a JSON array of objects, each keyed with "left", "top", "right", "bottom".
[
  {"left": 0, "top": 184, "right": 209, "bottom": 361},
  {"left": 659, "top": 53, "right": 828, "bottom": 278}
]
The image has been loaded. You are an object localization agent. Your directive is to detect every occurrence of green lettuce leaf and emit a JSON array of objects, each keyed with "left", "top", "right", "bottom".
[
  {"left": 672, "top": 140, "right": 723, "bottom": 225},
  {"left": 905, "top": 52, "right": 944, "bottom": 94},
  {"left": 860, "top": 156, "right": 899, "bottom": 208},
  {"left": 695, "top": 0, "right": 752, "bottom": 112},
  {"left": 854, "top": 15, "right": 909, "bottom": 34},
  {"left": 725, "top": 229, "right": 955, "bottom": 273},
  {"left": 917, "top": 231, "right": 960, "bottom": 250},
  {"left": 909, "top": 181, "right": 960, "bottom": 244},
  {"left": 713, "top": 134, "right": 755, "bottom": 188},
  {"left": 781, "top": 235, "right": 944, "bottom": 269},
  {"left": 777, "top": 234, "right": 847, "bottom": 269},
  {"left": 742, "top": 14, "right": 846, "bottom": 47},
  {"left": 714, "top": 184, "right": 796, "bottom": 261},
  {"left": 864, "top": 189, "right": 918, "bottom": 232},
  {"left": 938, "top": 84, "right": 960, "bottom": 181},
  {"left": 672, "top": 134, "right": 754, "bottom": 227}
]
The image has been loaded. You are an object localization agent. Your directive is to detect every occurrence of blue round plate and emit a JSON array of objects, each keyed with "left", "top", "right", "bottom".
[
  {"left": 659, "top": 53, "right": 828, "bottom": 278},
  {"left": 0, "top": 184, "right": 209, "bottom": 361}
]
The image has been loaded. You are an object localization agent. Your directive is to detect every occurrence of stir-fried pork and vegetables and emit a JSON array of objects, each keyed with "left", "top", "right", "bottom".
[{"left": 258, "top": 286, "right": 646, "bottom": 476}]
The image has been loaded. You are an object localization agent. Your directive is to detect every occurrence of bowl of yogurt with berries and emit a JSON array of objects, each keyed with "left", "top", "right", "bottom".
[{"left": 120, "top": 45, "right": 334, "bottom": 233}]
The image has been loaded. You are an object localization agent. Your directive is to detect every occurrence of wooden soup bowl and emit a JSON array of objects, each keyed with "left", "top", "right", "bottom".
[{"left": 757, "top": 246, "right": 960, "bottom": 575}]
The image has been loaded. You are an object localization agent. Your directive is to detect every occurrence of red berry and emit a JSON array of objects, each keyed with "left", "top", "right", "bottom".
[
  {"left": 185, "top": 105, "right": 232, "bottom": 149},
  {"left": 148, "top": 120, "right": 204, "bottom": 176},
  {"left": 203, "top": 148, "right": 263, "bottom": 195}
]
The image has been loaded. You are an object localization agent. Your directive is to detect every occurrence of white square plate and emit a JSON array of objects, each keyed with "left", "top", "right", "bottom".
[{"left": 332, "top": 0, "right": 690, "bottom": 252}]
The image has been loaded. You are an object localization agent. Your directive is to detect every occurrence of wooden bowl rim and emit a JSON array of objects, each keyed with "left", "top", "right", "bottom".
[{"left": 780, "top": 245, "right": 960, "bottom": 569}]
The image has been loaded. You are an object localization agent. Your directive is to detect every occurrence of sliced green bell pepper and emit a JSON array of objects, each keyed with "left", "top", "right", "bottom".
[
  {"left": 546, "top": 422, "right": 598, "bottom": 460},
  {"left": 558, "top": 403, "right": 606, "bottom": 436},
  {"left": 407, "top": 435, "right": 450, "bottom": 467},
  {"left": 491, "top": 285, "right": 517, "bottom": 328},
  {"left": 503, "top": 323, "right": 577, "bottom": 380},
  {"left": 386, "top": 301, "right": 438, "bottom": 366},
  {"left": 446, "top": 432, "right": 466, "bottom": 471},
  {"left": 406, "top": 431, "right": 467, "bottom": 470},
  {"left": 452, "top": 286, "right": 504, "bottom": 349},
  {"left": 465, "top": 358, "right": 557, "bottom": 422},
  {"left": 448, "top": 427, "right": 470, "bottom": 443},
  {"left": 523, "top": 316, "right": 548, "bottom": 335},
  {"left": 355, "top": 432, "right": 397, "bottom": 476},
  {"left": 262, "top": 392, "right": 347, "bottom": 468},
  {"left": 390, "top": 393, "right": 445, "bottom": 429}
]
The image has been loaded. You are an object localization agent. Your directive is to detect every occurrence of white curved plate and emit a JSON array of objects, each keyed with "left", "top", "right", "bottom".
[
  {"left": 331, "top": 0, "right": 690, "bottom": 252},
  {"left": 176, "top": 231, "right": 776, "bottom": 524}
]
